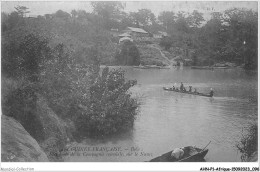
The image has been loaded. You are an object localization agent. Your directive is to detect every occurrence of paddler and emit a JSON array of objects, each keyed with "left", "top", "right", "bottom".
[
  {"left": 209, "top": 88, "right": 214, "bottom": 97},
  {"left": 188, "top": 86, "right": 192, "bottom": 92},
  {"left": 171, "top": 147, "right": 184, "bottom": 160},
  {"left": 180, "top": 82, "right": 184, "bottom": 91},
  {"left": 172, "top": 83, "right": 177, "bottom": 90}
]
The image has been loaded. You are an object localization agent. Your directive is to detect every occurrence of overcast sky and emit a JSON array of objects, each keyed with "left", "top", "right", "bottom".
[{"left": 1, "top": 1, "right": 258, "bottom": 18}]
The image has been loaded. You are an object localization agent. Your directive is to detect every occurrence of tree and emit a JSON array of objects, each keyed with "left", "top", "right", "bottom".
[
  {"left": 196, "top": 8, "right": 257, "bottom": 69},
  {"left": 174, "top": 17, "right": 190, "bottom": 33},
  {"left": 14, "top": 5, "right": 30, "bottom": 17},
  {"left": 2, "top": 32, "right": 51, "bottom": 80},
  {"left": 158, "top": 11, "right": 176, "bottom": 30},
  {"left": 129, "top": 12, "right": 141, "bottom": 27},
  {"left": 91, "top": 2, "right": 123, "bottom": 29},
  {"left": 138, "top": 9, "right": 155, "bottom": 25},
  {"left": 91, "top": 1, "right": 123, "bottom": 20},
  {"left": 211, "top": 12, "right": 223, "bottom": 21},
  {"left": 187, "top": 10, "right": 205, "bottom": 28},
  {"left": 221, "top": 8, "right": 257, "bottom": 68},
  {"left": 1, "top": 12, "right": 9, "bottom": 32},
  {"left": 74, "top": 67, "right": 138, "bottom": 137},
  {"left": 71, "top": 9, "right": 77, "bottom": 19},
  {"left": 119, "top": 12, "right": 135, "bottom": 30},
  {"left": 130, "top": 9, "right": 155, "bottom": 27},
  {"left": 77, "top": 10, "right": 88, "bottom": 20},
  {"left": 1, "top": 12, "right": 23, "bottom": 32},
  {"left": 198, "top": 12, "right": 223, "bottom": 60},
  {"left": 54, "top": 10, "right": 71, "bottom": 20}
]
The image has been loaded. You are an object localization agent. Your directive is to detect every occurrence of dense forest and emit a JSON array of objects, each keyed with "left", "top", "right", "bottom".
[{"left": 2, "top": 2, "right": 258, "bottom": 69}]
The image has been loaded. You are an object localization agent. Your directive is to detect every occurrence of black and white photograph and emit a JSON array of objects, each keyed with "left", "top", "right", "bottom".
[{"left": 1, "top": 0, "right": 258, "bottom": 171}]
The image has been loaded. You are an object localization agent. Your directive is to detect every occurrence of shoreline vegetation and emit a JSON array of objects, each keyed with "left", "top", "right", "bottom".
[
  {"left": 1, "top": 2, "right": 257, "bottom": 162},
  {"left": 236, "top": 123, "right": 258, "bottom": 162}
]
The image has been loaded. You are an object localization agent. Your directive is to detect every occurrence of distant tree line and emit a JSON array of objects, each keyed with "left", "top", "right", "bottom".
[
  {"left": 87, "top": 2, "right": 257, "bottom": 69},
  {"left": 84, "top": 2, "right": 257, "bottom": 69},
  {"left": 1, "top": 3, "right": 258, "bottom": 69}
]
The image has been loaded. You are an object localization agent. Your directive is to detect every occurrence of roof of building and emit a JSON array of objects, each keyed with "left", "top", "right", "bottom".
[
  {"left": 119, "top": 37, "right": 133, "bottom": 43},
  {"left": 127, "top": 27, "right": 148, "bottom": 34},
  {"left": 118, "top": 33, "right": 131, "bottom": 37}
]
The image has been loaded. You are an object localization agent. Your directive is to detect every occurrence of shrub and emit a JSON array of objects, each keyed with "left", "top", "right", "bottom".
[
  {"left": 39, "top": 45, "right": 99, "bottom": 119},
  {"left": 38, "top": 43, "right": 139, "bottom": 139},
  {"left": 73, "top": 67, "right": 139, "bottom": 138},
  {"left": 236, "top": 123, "right": 258, "bottom": 161}
]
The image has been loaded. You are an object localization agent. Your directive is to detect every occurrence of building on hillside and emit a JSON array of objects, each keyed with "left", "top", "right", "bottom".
[
  {"left": 119, "top": 37, "right": 133, "bottom": 44},
  {"left": 123, "top": 27, "right": 149, "bottom": 38},
  {"left": 118, "top": 33, "right": 131, "bottom": 38}
]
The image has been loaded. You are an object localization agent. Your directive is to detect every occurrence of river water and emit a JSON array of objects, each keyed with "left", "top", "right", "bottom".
[{"left": 65, "top": 67, "right": 257, "bottom": 162}]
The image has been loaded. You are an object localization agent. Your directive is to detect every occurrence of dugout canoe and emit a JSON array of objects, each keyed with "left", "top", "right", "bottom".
[
  {"left": 163, "top": 87, "right": 213, "bottom": 97},
  {"left": 191, "top": 66, "right": 214, "bottom": 70},
  {"left": 149, "top": 146, "right": 209, "bottom": 162},
  {"left": 133, "top": 65, "right": 170, "bottom": 69}
]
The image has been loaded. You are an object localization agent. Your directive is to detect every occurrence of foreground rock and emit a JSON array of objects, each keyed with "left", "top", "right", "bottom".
[
  {"left": 2, "top": 85, "right": 75, "bottom": 161},
  {"left": 1, "top": 115, "right": 49, "bottom": 162}
]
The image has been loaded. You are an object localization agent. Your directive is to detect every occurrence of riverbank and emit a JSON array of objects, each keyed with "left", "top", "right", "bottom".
[
  {"left": 1, "top": 77, "right": 74, "bottom": 161},
  {"left": 101, "top": 40, "right": 253, "bottom": 71},
  {"left": 1, "top": 64, "right": 139, "bottom": 162}
]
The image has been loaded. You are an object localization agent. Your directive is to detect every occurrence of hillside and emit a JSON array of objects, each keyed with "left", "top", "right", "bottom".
[{"left": 136, "top": 43, "right": 170, "bottom": 66}]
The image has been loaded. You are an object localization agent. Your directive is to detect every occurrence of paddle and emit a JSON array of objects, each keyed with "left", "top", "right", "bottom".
[{"left": 200, "top": 141, "right": 211, "bottom": 152}]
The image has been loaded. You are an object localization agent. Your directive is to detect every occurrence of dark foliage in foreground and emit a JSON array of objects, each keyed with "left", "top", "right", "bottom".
[
  {"left": 2, "top": 11, "right": 139, "bottom": 149},
  {"left": 236, "top": 123, "right": 258, "bottom": 161},
  {"left": 73, "top": 67, "right": 138, "bottom": 138}
]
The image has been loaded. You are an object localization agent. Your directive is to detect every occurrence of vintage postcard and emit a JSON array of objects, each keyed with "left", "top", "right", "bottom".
[{"left": 1, "top": 1, "right": 258, "bottom": 171}]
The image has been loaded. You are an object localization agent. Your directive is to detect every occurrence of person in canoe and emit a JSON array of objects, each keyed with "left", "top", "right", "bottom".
[
  {"left": 194, "top": 88, "right": 198, "bottom": 94},
  {"left": 171, "top": 147, "right": 184, "bottom": 160},
  {"left": 209, "top": 88, "right": 214, "bottom": 97},
  {"left": 188, "top": 86, "right": 192, "bottom": 92},
  {"left": 172, "top": 83, "right": 177, "bottom": 90},
  {"left": 180, "top": 82, "right": 184, "bottom": 91}
]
